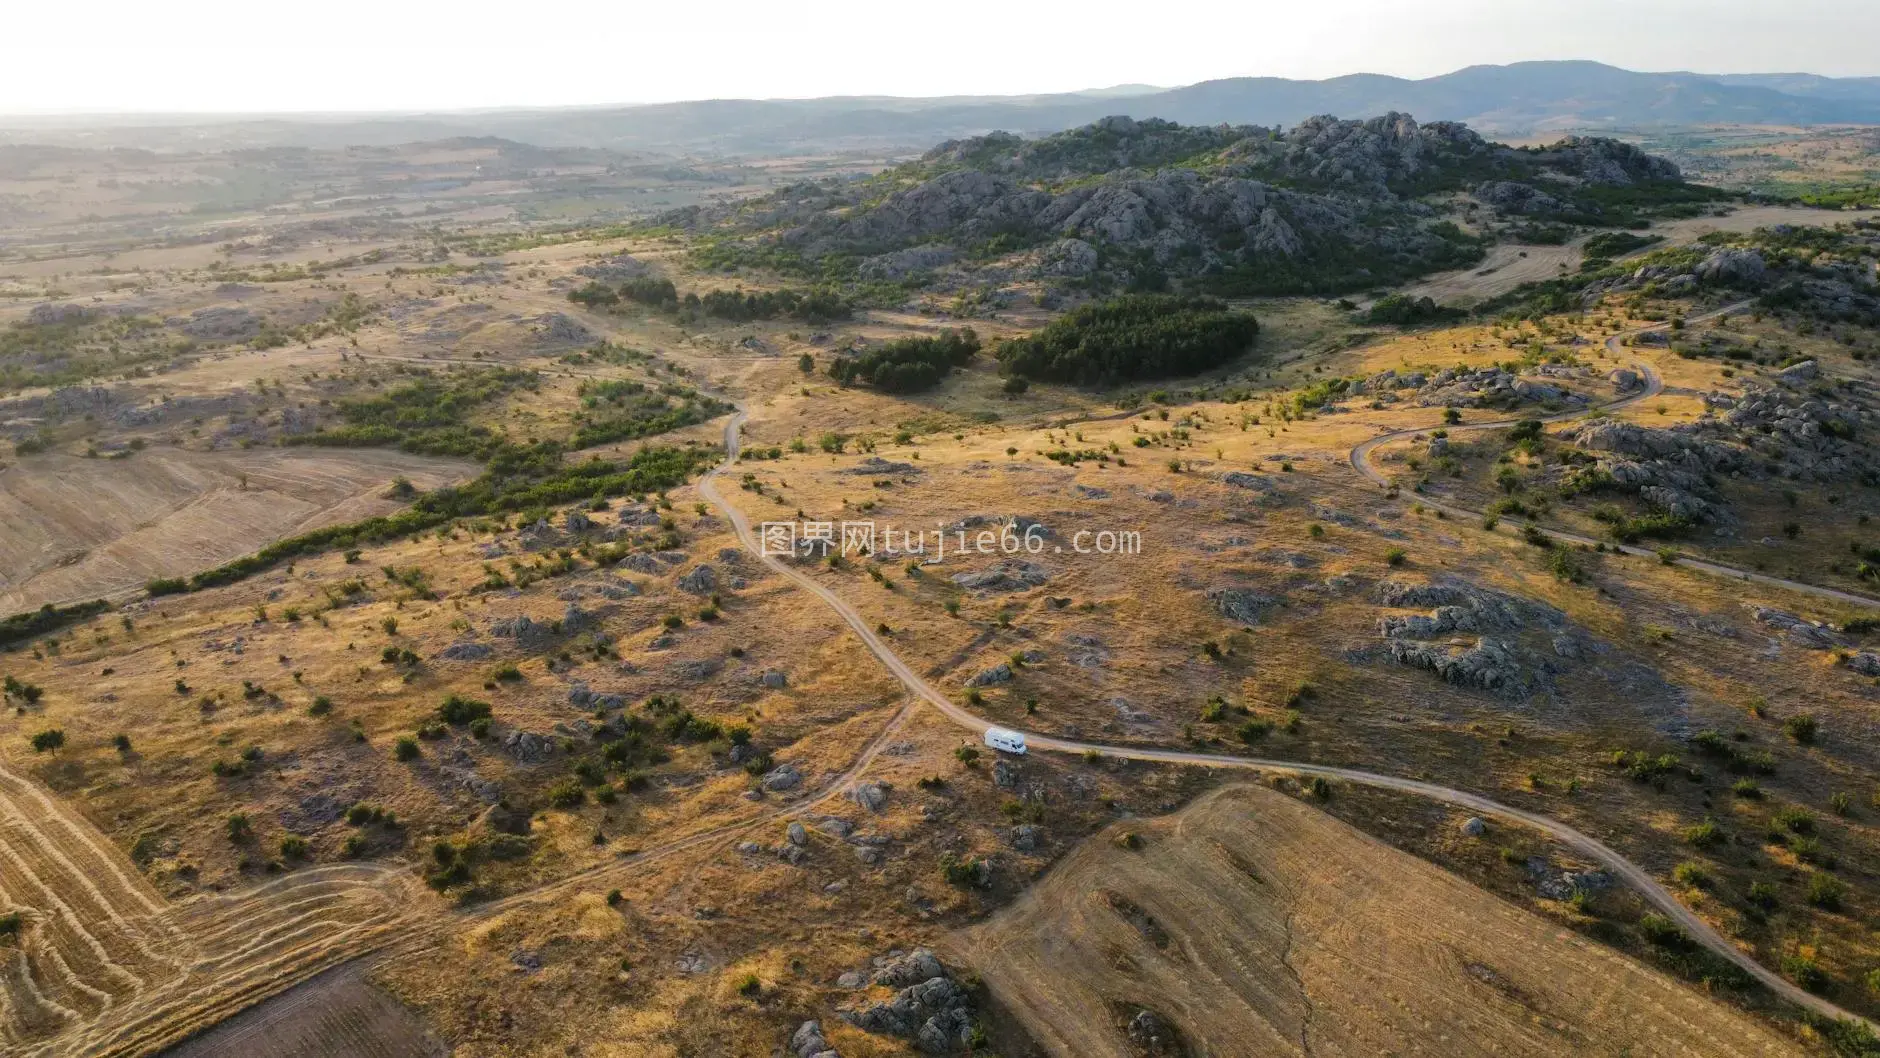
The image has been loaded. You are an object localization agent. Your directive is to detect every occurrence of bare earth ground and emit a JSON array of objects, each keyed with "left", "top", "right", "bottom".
[
  {"left": 954, "top": 783, "right": 1801, "bottom": 1057},
  {"left": 0, "top": 448, "right": 474, "bottom": 613},
  {"left": 1402, "top": 204, "right": 1878, "bottom": 306},
  {"left": 3, "top": 136, "right": 1880, "bottom": 1057},
  {"left": 160, "top": 962, "right": 444, "bottom": 1058}
]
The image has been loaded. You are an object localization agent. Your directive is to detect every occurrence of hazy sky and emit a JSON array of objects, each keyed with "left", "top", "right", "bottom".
[{"left": 7, "top": 0, "right": 1880, "bottom": 114}]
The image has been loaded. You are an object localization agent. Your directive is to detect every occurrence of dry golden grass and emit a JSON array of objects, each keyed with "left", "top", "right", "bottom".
[
  {"left": 954, "top": 783, "right": 1803, "bottom": 1057},
  {"left": 4, "top": 160, "right": 1879, "bottom": 1056},
  {"left": 0, "top": 447, "right": 474, "bottom": 612}
]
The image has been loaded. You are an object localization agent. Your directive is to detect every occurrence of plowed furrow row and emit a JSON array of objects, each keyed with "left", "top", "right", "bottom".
[
  {"left": 0, "top": 826, "right": 145, "bottom": 1006},
  {"left": 0, "top": 767, "right": 164, "bottom": 916},
  {"left": 72, "top": 914, "right": 405, "bottom": 1058}
]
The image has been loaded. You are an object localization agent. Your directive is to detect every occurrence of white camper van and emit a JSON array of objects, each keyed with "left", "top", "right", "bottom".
[{"left": 983, "top": 727, "right": 1027, "bottom": 755}]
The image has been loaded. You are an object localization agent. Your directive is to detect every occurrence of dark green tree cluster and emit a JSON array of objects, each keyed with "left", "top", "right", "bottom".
[
  {"left": 571, "top": 279, "right": 849, "bottom": 324},
  {"left": 286, "top": 368, "right": 537, "bottom": 461},
  {"left": 1365, "top": 294, "right": 1465, "bottom": 326},
  {"left": 569, "top": 379, "right": 730, "bottom": 450},
  {"left": 828, "top": 328, "right": 981, "bottom": 393},
  {"left": 996, "top": 295, "right": 1259, "bottom": 386}
]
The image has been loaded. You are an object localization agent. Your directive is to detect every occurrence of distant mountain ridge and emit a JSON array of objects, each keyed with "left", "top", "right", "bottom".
[{"left": 4, "top": 61, "right": 1879, "bottom": 156}]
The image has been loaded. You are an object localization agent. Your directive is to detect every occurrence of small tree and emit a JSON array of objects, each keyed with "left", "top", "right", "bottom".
[
  {"left": 29, "top": 729, "right": 64, "bottom": 755},
  {"left": 1784, "top": 713, "right": 1819, "bottom": 745}
]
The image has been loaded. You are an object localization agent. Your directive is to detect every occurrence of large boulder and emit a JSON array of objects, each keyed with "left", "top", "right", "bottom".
[{"left": 1694, "top": 248, "right": 1768, "bottom": 288}]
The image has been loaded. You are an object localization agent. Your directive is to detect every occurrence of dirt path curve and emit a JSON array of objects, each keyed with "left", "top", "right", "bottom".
[
  {"left": 695, "top": 394, "right": 1880, "bottom": 1034},
  {"left": 1348, "top": 301, "right": 1880, "bottom": 610}
]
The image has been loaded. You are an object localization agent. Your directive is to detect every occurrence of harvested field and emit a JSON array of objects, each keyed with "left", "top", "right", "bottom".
[
  {"left": 952, "top": 784, "right": 1801, "bottom": 1058},
  {"left": 159, "top": 962, "right": 443, "bottom": 1058},
  {"left": 0, "top": 757, "right": 421, "bottom": 1058},
  {"left": 0, "top": 448, "right": 473, "bottom": 614}
]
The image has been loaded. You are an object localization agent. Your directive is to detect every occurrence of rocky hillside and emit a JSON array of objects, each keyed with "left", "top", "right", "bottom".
[
  {"left": 1501, "top": 218, "right": 1880, "bottom": 324},
  {"left": 665, "top": 114, "right": 1699, "bottom": 297}
]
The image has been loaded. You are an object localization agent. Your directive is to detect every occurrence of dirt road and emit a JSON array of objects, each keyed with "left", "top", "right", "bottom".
[{"left": 695, "top": 386, "right": 1880, "bottom": 1033}]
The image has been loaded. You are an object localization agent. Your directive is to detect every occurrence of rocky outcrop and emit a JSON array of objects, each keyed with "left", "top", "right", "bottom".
[
  {"left": 677, "top": 565, "right": 718, "bottom": 595},
  {"left": 951, "top": 559, "right": 1049, "bottom": 593},
  {"left": 535, "top": 313, "right": 592, "bottom": 345},
  {"left": 845, "top": 950, "right": 977, "bottom": 1053},
  {"left": 670, "top": 113, "right": 1682, "bottom": 294},
  {"left": 1475, "top": 180, "right": 1564, "bottom": 215},
  {"left": 502, "top": 730, "right": 556, "bottom": 764},
  {"left": 1209, "top": 588, "right": 1281, "bottom": 626},
  {"left": 761, "top": 762, "right": 803, "bottom": 792},
  {"left": 574, "top": 253, "right": 650, "bottom": 282},
  {"left": 965, "top": 663, "right": 1013, "bottom": 687},
  {"left": 1410, "top": 366, "right": 1586, "bottom": 408},
  {"left": 1753, "top": 607, "right": 1841, "bottom": 649},
  {"left": 1375, "top": 581, "right": 1570, "bottom": 698},
  {"left": 1694, "top": 247, "right": 1768, "bottom": 287}
]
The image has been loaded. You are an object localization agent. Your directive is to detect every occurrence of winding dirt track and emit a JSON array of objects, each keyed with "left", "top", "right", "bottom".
[
  {"left": 8, "top": 300, "right": 1877, "bottom": 1051},
  {"left": 1348, "top": 301, "right": 1880, "bottom": 609},
  {"left": 694, "top": 379, "right": 1880, "bottom": 1033}
]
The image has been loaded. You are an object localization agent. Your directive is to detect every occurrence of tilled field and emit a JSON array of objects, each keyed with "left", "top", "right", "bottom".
[
  {"left": 0, "top": 448, "right": 472, "bottom": 614},
  {"left": 0, "top": 755, "right": 419, "bottom": 1057},
  {"left": 952, "top": 784, "right": 1802, "bottom": 1058}
]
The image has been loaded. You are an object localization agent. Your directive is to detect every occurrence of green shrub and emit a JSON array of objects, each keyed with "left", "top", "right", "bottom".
[
  {"left": 438, "top": 694, "right": 493, "bottom": 725},
  {"left": 1807, "top": 872, "right": 1846, "bottom": 910},
  {"left": 1784, "top": 953, "right": 1830, "bottom": 992},
  {"left": 1785, "top": 713, "right": 1820, "bottom": 744}
]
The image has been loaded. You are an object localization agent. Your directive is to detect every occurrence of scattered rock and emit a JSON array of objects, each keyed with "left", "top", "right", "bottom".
[
  {"left": 848, "top": 782, "right": 889, "bottom": 812},
  {"left": 951, "top": 559, "right": 1050, "bottom": 593},
  {"left": 1776, "top": 359, "right": 1819, "bottom": 384},
  {"left": 1222, "top": 471, "right": 1277, "bottom": 493},
  {"left": 845, "top": 456, "right": 919, "bottom": 476},
  {"left": 502, "top": 730, "right": 556, "bottom": 764},
  {"left": 965, "top": 663, "right": 1013, "bottom": 687},
  {"left": 790, "top": 1019, "right": 840, "bottom": 1058},
  {"left": 1461, "top": 817, "right": 1487, "bottom": 838},
  {"left": 1754, "top": 607, "right": 1841, "bottom": 649},
  {"left": 1208, "top": 587, "right": 1280, "bottom": 626},
  {"left": 535, "top": 312, "right": 593, "bottom": 345},
  {"left": 762, "top": 763, "right": 804, "bottom": 792},
  {"left": 677, "top": 565, "right": 719, "bottom": 595}
]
